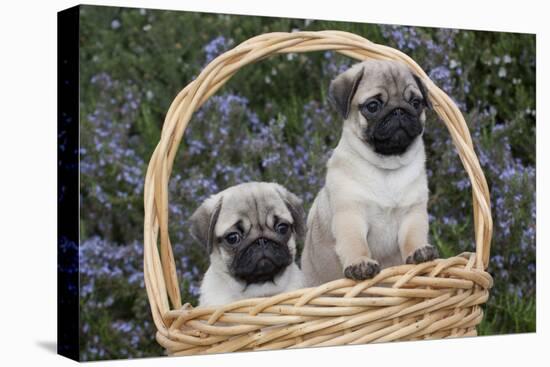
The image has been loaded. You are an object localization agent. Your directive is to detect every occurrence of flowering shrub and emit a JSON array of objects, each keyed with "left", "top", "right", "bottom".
[
  {"left": 78, "top": 6, "right": 535, "bottom": 360},
  {"left": 203, "top": 35, "right": 235, "bottom": 64},
  {"left": 79, "top": 237, "right": 152, "bottom": 360},
  {"left": 80, "top": 73, "right": 146, "bottom": 244}
]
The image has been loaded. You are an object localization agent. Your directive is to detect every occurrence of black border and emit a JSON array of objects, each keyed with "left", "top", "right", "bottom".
[{"left": 57, "top": 5, "right": 80, "bottom": 361}]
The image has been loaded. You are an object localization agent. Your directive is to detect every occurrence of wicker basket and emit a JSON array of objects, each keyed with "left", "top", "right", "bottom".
[{"left": 143, "top": 30, "right": 494, "bottom": 356}]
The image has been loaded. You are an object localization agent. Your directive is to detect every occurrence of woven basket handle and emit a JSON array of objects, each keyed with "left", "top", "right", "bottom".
[{"left": 142, "top": 30, "right": 493, "bottom": 331}]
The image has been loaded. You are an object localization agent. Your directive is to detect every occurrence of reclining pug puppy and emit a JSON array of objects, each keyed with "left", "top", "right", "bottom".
[
  {"left": 190, "top": 182, "right": 306, "bottom": 306},
  {"left": 301, "top": 59, "right": 439, "bottom": 286}
]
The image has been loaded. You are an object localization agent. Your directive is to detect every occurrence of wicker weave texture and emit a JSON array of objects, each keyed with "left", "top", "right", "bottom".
[{"left": 143, "top": 30, "right": 493, "bottom": 355}]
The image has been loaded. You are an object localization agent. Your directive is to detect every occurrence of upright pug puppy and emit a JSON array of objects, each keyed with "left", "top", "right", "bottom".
[
  {"left": 190, "top": 182, "right": 306, "bottom": 306},
  {"left": 301, "top": 60, "right": 439, "bottom": 286}
]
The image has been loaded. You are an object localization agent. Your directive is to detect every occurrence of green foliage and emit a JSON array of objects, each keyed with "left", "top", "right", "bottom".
[{"left": 479, "top": 293, "right": 536, "bottom": 335}]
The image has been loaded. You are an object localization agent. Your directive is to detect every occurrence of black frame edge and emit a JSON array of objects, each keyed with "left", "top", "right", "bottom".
[{"left": 57, "top": 4, "right": 80, "bottom": 362}]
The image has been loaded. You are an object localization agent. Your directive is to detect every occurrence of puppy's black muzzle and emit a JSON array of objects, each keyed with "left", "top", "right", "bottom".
[
  {"left": 232, "top": 238, "right": 292, "bottom": 285},
  {"left": 369, "top": 108, "right": 423, "bottom": 155}
]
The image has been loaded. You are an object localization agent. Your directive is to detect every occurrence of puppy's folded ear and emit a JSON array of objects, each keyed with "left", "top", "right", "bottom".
[
  {"left": 328, "top": 66, "right": 364, "bottom": 119},
  {"left": 412, "top": 73, "right": 433, "bottom": 110},
  {"left": 189, "top": 196, "right": 223, "bottom": 254},
  {"left": 274, "top": 186, "right": 306, "bottom": 242}
]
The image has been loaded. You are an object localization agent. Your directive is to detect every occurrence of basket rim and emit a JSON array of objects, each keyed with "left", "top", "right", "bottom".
[
  {"left": 142, "top": 30, "right": 494, "bottom": 346},
  {"left": 159, "top": 252, "right": 492, "bottom": 354}
]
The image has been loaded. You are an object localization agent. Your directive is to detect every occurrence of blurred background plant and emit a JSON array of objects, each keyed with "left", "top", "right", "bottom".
[{"left": 77, "top": 5, "right": 536, "bottom": 361}]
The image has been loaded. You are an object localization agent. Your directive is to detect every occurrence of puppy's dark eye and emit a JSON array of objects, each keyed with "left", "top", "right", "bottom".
[
  {"left": 364, "top": 100, "right": 380, "bottom": 113},
  {"left": 224, "top": 232, "right": 241, "bottom": 245},
  {"left": 410, "top": 98, "right": 422, "bottom": 110},
  {"left": 275, "top": 222, "right": 290, "bottom": 235}
]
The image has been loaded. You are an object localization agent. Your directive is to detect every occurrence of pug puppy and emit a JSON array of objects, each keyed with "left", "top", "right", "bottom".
[
  {"left": 190, "top": 182, "right": 306, "bottom": 306},
  {"left": 301, "top": 60, "right": 439, "bottom": 286}
]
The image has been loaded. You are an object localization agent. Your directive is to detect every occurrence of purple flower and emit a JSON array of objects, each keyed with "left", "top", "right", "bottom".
[
  {"left": 111, "top": 19, "right": 121, "bottom": 30},
  {"left": 203, "top": 36, "right": 235, "bottom": 64}
]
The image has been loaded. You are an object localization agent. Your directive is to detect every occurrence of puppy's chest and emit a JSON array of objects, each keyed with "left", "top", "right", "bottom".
[
  {"left": 364, "top": 205, "right": 404, "bottom": 263},
  {"left": 339, "top": 165, "right": 427, "bottom": 259},
  {"left": 355, "top": 169, "right": 426, "bottom": 208},
  {"left": 365, "top": 205, "right": 403, "bottom": 236}
]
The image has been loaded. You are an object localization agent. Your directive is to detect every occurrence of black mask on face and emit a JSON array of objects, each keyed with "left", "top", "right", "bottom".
[
  {"left": 231, "top": 237, "right": 292, "bottom": 285},
  {"left": 364, "top": 107, "right": 423, "bottom": 156}
]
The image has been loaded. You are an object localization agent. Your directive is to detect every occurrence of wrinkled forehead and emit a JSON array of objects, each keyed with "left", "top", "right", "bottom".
[
  {"left": 214, "top": 186, "right": 292, "bottom": 236},
  {"left": 354, "top": 60, "right": 419, "bottom": 101}
]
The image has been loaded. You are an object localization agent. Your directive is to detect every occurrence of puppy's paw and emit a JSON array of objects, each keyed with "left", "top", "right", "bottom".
[
  {"left": 405, "top": 245, "right": 439, "bottom": 264},
  {"left": 344, "top": 257, "right": 380, "bottom": 280}
]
